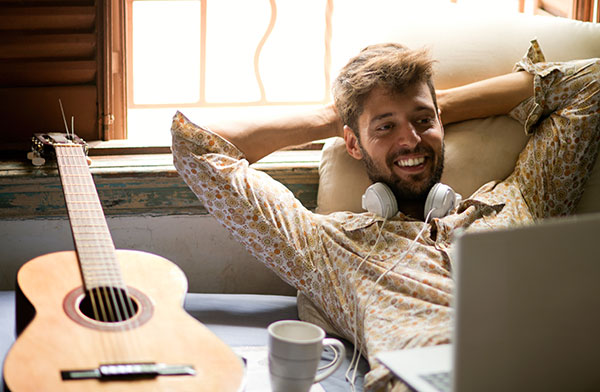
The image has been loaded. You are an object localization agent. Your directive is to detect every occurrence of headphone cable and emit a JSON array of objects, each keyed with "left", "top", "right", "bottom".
[{"left": 345, "top": 209, "right": 434, "bottom": 391}]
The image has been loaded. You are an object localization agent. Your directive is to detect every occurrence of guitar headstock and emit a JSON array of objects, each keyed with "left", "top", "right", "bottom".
[{"left": 28, "top": 133, "right": 88, "bottom": 166}]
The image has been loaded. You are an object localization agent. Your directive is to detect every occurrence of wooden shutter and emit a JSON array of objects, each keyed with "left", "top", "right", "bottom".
[
  {"left": 0, "top": 0, "right": 105, "bottom": 152},
  {"left": 534, "top": 0, "right": 599, "bottom": 21}
]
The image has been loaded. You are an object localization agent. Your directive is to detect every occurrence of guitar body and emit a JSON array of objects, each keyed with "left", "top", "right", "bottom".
[{"left": 4, "top": 249, "right": 244, "bottom": 392}]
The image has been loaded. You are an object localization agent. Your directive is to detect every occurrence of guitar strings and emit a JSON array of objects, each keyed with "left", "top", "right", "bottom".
[
  {"left": 56, "top": 108, "right": 116, "bottom": 327},
  {"left": 59, "top": 147, "right": 109, "bottom": 326},
  {"left": 58, "top": 144, "right": 143, "bottom": 363},
  {"left": 54, "top": 109, "right": 146, "bottom": 363},
  {"left": 56, "top": 115, "right": 115, "bottom": 332},
  {"left": 57, "top": 146, "right": 116, "bottom": 359}
]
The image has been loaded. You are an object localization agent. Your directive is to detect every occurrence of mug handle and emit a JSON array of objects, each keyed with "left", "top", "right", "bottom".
[{"left": 313, "top": 338, "right": 346, "bottom": 383}]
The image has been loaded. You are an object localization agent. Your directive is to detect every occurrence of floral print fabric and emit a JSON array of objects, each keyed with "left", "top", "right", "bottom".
[{"left": 171, "top": 41, "right": 600, "bottom": 391}]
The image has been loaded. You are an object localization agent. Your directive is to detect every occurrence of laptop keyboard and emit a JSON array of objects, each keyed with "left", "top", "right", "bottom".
[{"left": 420, "top": 371, "right": 451, "bottom": 392}]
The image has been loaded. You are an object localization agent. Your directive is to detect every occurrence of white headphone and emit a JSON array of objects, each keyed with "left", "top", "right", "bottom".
[{"left": 361, "top": 182, "right": 462, "bottom": 219}]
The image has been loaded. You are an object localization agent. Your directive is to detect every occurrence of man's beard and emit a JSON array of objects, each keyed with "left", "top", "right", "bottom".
[{"left": 359, "top": 142, "right": 445, "bottom": 202}]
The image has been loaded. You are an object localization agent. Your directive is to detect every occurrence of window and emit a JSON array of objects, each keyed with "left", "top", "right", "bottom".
[
  {"left": 126, "top": 0, "right": 539, "bottom": 146},
  {"left": 126, "top": 0, "right": 333, "bottom": 145}
]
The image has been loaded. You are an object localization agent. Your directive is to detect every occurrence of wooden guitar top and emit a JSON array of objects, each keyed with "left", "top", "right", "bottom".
[{"left": 4, "top": 249, "right": 245, "bottom": 392}]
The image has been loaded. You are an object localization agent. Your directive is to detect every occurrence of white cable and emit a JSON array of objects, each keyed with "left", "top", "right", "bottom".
[
  {"left": 345, "top": 216, "right": 386, "bottom": 391},
  {"left": 345, "top": 209, "right": 435, "bottom": 391}
]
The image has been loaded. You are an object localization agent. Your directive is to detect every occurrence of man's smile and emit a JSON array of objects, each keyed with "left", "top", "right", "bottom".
[
  {"left": 395, "top": 156, "right": 426, "bottom": 168},
  {"left": 393, "top": 155, "right": 428, "bottom": 175}
]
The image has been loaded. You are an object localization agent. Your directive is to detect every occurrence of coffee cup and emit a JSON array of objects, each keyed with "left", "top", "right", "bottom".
[{"left": 268, "top": 320, "right": 346, "bottom": 392}]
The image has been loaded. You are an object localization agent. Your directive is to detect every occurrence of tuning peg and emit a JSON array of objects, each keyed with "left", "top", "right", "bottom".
[{"left": 28, "top": 150, "right": 45, "bottom": 166}]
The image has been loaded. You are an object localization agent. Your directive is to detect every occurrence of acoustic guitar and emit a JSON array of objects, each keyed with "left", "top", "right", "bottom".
[{"left": 3, "top": 133, "right": 244, "bottom": 391}]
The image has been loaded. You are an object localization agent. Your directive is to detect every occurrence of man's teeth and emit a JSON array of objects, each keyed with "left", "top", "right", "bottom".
[{"left": 396, "top": 157, "right": 425, "bottom": 167}]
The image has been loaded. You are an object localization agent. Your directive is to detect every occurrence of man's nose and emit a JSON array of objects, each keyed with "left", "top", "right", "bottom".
[{"left": 395, "top": 121, "right": 421, "bottom": 149}]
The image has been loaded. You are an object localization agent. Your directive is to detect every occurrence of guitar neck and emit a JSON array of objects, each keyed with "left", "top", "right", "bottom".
[{"left": 55, "top": 144, "right": 125, "bottom": 291}]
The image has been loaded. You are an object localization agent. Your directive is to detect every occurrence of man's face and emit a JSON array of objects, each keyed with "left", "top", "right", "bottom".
[{"left": 344, "top": 82, "right": 445, "bottom": 201}]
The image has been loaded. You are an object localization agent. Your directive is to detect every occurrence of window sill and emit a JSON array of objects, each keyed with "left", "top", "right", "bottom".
[
  {"left": 81, "top": 137, "right": 325, "bottom": 155},
  {"left": 0, "top": 150, "right": 321, "bottom": 219}
]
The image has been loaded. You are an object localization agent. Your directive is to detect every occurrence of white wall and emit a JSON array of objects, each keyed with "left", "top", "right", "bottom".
[{"left": 0, "top": 214, "right": 295, "bottom": 295}]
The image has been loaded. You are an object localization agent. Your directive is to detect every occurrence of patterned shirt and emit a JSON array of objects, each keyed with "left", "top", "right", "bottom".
[{"left": 171, "top": 41, "right": 600, "bottom": 391}]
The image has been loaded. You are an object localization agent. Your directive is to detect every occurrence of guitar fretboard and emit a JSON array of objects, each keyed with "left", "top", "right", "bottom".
[{"left": 55, "top": 144, "right": 125, "bottom": 291}]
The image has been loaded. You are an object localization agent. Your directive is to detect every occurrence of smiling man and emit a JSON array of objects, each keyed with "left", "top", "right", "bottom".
[
  {"left": 171, "top": 41, "right": 600, "bottom": 391},
  {"left": 338, "top": 45, "right": 446, "bottom": 220},
  {"left": 345, "top": 84, "right": 445, "bottom": 220}
]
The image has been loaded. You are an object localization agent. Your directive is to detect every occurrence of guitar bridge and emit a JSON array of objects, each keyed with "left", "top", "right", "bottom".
[{"left": 61, "top": 362, "right": 196, "bottom": 381}]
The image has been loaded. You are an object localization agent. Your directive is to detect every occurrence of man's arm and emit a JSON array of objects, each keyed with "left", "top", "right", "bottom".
[
  {"left": 206, "top": 103, "right": 343, "bottom": 164},
  {"left": 204, "top": 71, "right": 533, "bottom": 161},
  {"left": 436, "top": 71, "right": 534, "bottom": 125},
  {"left": 171, "top": 113, "right": 326, "bottom": 292}
]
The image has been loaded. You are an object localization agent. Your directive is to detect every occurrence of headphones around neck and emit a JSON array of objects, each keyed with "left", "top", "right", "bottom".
[{"left": 361, "top": 182, "right": 462, "bottom": 219}]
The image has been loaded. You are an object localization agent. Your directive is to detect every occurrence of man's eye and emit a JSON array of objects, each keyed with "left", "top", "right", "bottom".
[
  {"left": 376, "top": 123, "right": 393, "bottom": 131},
  {"left": 416, "top": 117, "right": 434, "bottom": 126}
]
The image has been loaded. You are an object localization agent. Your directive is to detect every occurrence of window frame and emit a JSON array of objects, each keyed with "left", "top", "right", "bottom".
[
  {"left": 125, "top": 0, "right": 333, "bottom": 109},
  {"left": 103, "top": 0, "right": 128, "bottom": 141},
  {"left": 121, "top": 0, "right": 334, "bottom": 149}
]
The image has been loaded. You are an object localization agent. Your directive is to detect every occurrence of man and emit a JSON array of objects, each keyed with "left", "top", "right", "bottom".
[
  {"left": 336, "top": 43, "right": 535, "bottom": 221},
  {"left": 171, "top": 41, "right": 600, "bottom": 391}
]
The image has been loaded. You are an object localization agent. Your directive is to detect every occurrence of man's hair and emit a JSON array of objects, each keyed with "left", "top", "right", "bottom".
[{"left": 332, "top": 43, "right": 438, "bottom": 136}]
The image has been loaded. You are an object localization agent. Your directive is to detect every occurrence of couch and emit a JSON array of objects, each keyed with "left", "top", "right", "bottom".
[{"left": 2, "top": 4, "right": 600, "bottom": 391}]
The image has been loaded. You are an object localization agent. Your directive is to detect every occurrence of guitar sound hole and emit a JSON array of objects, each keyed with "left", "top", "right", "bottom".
[{"left": 79, "top": 287, "right": 139, "bottom": 323}]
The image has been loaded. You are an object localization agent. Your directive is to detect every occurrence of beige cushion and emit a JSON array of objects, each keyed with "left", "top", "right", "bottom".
[
  {"left": 330, "top": 3, "right": 600, "bottom": 90},
  {"left": 304, "top": 6, "right": 600, "bottom": 335}
]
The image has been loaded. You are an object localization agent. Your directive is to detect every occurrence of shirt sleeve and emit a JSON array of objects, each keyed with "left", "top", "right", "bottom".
[
  {"left": 170, "top": 111, "right": 322, "bottom": 290},
  {"left": 508, "top": 40, "right": 600, "bottom": 218}
]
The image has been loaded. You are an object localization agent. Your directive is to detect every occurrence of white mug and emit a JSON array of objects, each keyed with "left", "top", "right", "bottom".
[{"left": 268, "top": 320, "right": 346, "bottom": 392}]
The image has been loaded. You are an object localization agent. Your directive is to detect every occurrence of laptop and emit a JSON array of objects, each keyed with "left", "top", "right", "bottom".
[{"left": 376, "top": 213, "right": 600, "bottom": 392}]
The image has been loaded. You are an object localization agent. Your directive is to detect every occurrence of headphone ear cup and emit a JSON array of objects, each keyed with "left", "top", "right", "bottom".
[
  {"left": 424, "top": 183, "right": 461, "bottom": 219},
  {"left": 362, "top": 182, "right": 398, "bottom": 219}
]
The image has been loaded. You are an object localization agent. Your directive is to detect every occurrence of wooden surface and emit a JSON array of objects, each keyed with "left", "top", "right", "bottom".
[
  {"left": 3, "top": 249, "right": 245, "bottom": 392},
  {"left": 0, "top": 151, "right": 321, "bottom": 218}
]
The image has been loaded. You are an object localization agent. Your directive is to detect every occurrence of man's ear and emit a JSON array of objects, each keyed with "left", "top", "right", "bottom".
[{"left": 343, "top": 125, "right": 363, "bottom": 160}]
